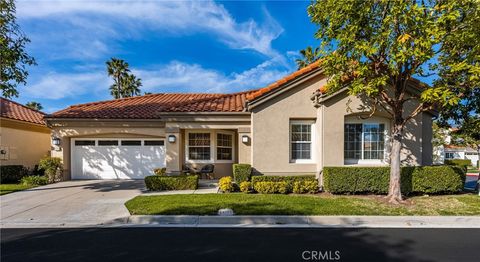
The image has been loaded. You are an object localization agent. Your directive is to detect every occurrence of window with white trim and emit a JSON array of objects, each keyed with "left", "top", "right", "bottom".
[
  {"left": 187, "top": 133, "right": 211, "bottom": 160},
  {"left": 290, "top": 122, "right": 313, "bottom": 161},
  {"left": 445, "top": 152, "right": 455, "bottom": 159},
  {"left": 216, "top": 133, "right": 233, "bottom": 160},
  {"left": 344, "top": 123, "right": 385, "bottom": 160}
]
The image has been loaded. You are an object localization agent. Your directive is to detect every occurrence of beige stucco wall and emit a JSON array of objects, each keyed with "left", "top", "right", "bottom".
[
  {"left": 250, "top": 74, "right": 325, "bottom": 175},
  {"left": 0, "top": 118, "right": 51, "bottom": 168},
  {"left": 319, "top": 91, "right": 433, "bottom": 167}
]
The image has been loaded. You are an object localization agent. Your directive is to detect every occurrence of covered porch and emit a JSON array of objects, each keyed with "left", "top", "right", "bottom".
[{"left": 164, "top": 121, "right": 251, "bottom": 179}]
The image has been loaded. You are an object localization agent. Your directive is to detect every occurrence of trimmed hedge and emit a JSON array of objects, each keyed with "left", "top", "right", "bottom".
[
  {"left": 252, "top": 175, "right": 316, "bottom": 188},
  {"left": 0, "top": 165, "right": 28, "bottom": 183},
  {"left": 323, "top": 166, "right": 465, "bottom": 195},
  {"left": 232, "top": 164, "right": 252, "bottom": 183},
  {"left": 445, "top": 159, "right": 472, "bottom": 168},
  {"left": 145, "top": 175, "right": 198, "bottom": 191},
  {"left": 253, "top": 181, "right": 289, "bottom": 194}
]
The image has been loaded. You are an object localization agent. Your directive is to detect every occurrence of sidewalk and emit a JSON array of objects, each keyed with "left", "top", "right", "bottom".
[
  {"left": 123, "top": 215, "right": 480, "bottom": 228},
  {"left": 3, "top": 215, "right": 480, "bottom": 228}
]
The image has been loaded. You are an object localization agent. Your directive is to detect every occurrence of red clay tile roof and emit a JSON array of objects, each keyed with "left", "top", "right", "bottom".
[
  {"left": 47, "top": 90, "right": 257, "bottom": 119},
  {"left": 246, "top": 61, "right": 322, "bottom": 101},
  {"left": 47, "top": 62, "right": 325, "bottom": 119},
  {"left": 0, "top": 97, "right": 46, "bottom": 125}
]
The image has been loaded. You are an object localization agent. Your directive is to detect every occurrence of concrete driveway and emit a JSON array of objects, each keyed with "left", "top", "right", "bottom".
[{"left": 0, "top": 180, "right": 144, "bottom": 227}]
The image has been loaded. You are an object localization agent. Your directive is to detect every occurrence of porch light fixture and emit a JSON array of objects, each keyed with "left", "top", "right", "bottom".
[
  {"left": 52, "top": 137, "right": 61, "bottom": 146},
  {"left": 241, "top": 135, "right": 249, "bottom": 143},
  {"left": 168, "top": 135, "right": 176, "bottom": 143}
]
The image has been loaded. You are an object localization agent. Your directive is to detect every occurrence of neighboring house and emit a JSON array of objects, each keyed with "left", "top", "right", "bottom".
[
  {"left": 45, "top": 62, "right": 435, "bottom": 182},
  {"left": 0, "top": 98, "right": 51, "bottom": 169},
  {"left": 444, "top": 144, "right": 479, "bottom": 167}
]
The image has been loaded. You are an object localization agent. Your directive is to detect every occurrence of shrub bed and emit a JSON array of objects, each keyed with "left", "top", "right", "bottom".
[
  {"left": 0, "top": 165, "right": 27, "bottom": 183},
  {"left": 253, "top": 181, "right": 289, "bottom": 194},
  {"left": 21, "top": 176, "right": 49, "bottom": 186},
  {"left": 145, "top": 175, "right": 198, "bottom": 191},
  {"left": 232, "top": 164, "right": 252, "bottom": 183},
  {"left": 323, "top": 166, "right": 465, "bottom": 195}
]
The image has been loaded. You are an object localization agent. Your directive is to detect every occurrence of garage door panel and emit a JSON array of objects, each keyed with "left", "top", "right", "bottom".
[{"left": 72, "top": 139, "right": 166, "bottom": 180}]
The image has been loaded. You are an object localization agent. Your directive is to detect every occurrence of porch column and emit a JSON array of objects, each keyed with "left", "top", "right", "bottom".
[
  {"left": 165, "top": 126, "right": 181, "bottom": 174},
  {"left": 237, "top": 127, "right": 252, "bottom": 165}
]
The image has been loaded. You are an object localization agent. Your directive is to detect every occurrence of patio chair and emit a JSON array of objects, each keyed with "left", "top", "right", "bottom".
[
  {"left": 182, "top": 164, "right": 195, "bottom": 175},
  {"left": 199, "top": 164, "right": 215, "bottom": 179}
]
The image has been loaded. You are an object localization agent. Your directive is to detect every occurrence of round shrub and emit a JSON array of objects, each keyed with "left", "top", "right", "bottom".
[
  {"left": 219, "top": 176, "right": 235, "bottom": 193},
  {"left": 38, "top": 156, "right": 63, "bottom": 183},
  {"left": 239, "top": 181, "right": 252, "bottom": 193}
]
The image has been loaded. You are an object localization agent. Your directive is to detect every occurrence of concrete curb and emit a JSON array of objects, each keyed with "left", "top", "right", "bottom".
[
  {"left": 124, "top": 215, "right": 480, "bottom": 228},
  {"left": 3, "top": 216, "right": 480, "bottom": 228}
]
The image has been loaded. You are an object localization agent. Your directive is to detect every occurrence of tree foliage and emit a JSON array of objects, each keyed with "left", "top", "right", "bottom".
[
  {"left": 295, "top": 46, "right": 321, "bottom": 69},
  {"left": 308, "top": 0, "right": 479, "bottom": 202},
  {"left": 106, "top": 58, "right": 142, "bottom": 99},
  {"left": 25, "top": 101, "right": 43, "bottom": 111},
  {"left": 1, "top": 0, "right": 36, "bottom": 98}
]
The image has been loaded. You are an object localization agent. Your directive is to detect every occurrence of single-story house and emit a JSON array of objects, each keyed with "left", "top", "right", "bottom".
[
  {"left": 444, "top": 144, "right": 479, "bottom": 167},
  {"left": 0, "top": 98, "right": 51, "bottom": 168},
  {"left": 45, "top": 62, "right": 434, "bottom": 182}
]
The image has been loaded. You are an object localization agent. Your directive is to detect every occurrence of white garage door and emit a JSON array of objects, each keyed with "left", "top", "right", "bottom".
[{"left": 71, "top": 138, "right": 166, "bottom": 179}]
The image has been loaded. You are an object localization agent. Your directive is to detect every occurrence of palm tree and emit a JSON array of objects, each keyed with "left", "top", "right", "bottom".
[
  {"left": 295, "top": 46, "right": 321, "bottom": 69},
  {"left": 25, "top": 101, "right": 43, "bottom": 111},
  {"left": 121, "top": 74, "right": 142, "bottom": 97},
  {"left": 106, "top": 58, "right": 142, "bottom": 99}
]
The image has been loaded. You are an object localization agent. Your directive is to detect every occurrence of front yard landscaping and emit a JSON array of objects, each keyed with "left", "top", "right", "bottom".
[
  {"left": 125, "top": 193, "right": 480, "bottom": 216},
  {"left": 0, "top": 184, "right": 35, "bottom": 195}
]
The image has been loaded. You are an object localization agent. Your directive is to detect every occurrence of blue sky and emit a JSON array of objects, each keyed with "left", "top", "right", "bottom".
[{"left": 14, "top": 0, "right": 320, "bottom": 113}]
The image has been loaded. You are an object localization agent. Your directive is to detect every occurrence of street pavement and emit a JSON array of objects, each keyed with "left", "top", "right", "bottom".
[{"left": 2, "top": 227, "right": 479, "bottom": 262}]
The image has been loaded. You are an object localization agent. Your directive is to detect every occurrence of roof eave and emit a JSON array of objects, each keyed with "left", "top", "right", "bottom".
[{"left": 246, "top": 67, "right": 325, "bottom": 111}]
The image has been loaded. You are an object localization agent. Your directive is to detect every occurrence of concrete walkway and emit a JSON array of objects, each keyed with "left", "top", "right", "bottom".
[
  {"left": 125, "top": 215, "right": 480, "bottom": 228},
  {"left": 1, "top": 180, "right": 144, "bottom": 228}
]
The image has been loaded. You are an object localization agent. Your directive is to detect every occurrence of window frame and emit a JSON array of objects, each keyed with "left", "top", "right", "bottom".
[
  {"left": 185, "top": 132, "right": 212, "bottom": 163},
  {"left": 344, "top": 121, "right": 388, "bottom": 165},
  {"left": 289, "top": 120, "right": 315, "bottom": 164},
  {"left": 184, "top": 130, "right": 236, "bottom": 164},
  {"left": 216, "top": 132, "right": 234, "bottom": 162}
]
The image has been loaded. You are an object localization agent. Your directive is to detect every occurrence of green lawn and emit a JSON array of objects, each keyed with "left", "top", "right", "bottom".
[
  {"left": 0, "top": 184, "right": 35, "bottom": 195},
  {"left": 125, "top": 193, "right": 480, "bottom": 216},
  {"left": 467, "top": 168, "right": 479, "bottom": 173}
]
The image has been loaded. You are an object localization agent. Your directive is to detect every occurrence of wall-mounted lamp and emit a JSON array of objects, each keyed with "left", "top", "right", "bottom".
[
  {"left": 168, "top": 135, "right": 176, "bottom": 143},
  {"left": 241, "top": 135, "right": 250, "bottom": 143},
  {"left": 52, "top": 137, "right": 61, "bottom": 146}
]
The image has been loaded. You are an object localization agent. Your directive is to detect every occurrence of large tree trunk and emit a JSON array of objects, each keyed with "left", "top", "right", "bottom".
[{"left": 387, "top": 122, "right": 404, "bottom": 204}]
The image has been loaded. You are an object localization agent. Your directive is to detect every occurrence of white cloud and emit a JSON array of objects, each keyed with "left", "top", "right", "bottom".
[
  {"left": 22, "top": 72, "right": 109, "bottom": 99},
  {"left": 17, "top": 0, "right": 283, "bottom": 58},
  {"left": 22, "top": 58, "right": 290, "bottom": 100},
  {"left": 134, "top": 58, "right": 290, "bottom": 94}
]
